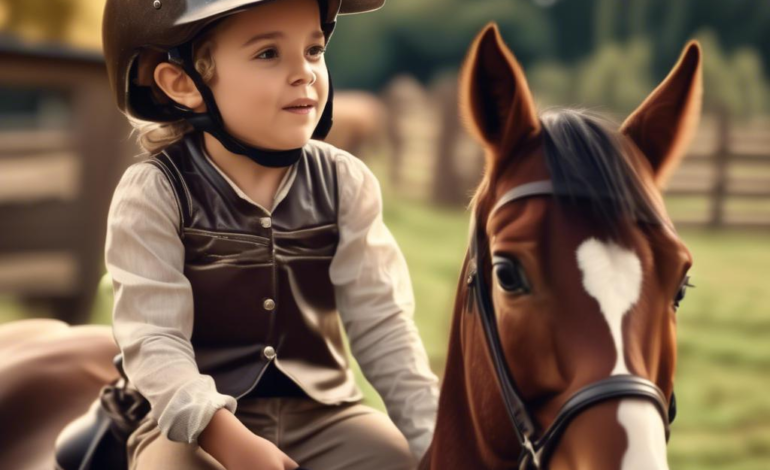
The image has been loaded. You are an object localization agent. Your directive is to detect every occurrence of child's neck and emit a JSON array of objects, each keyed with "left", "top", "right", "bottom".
[{"left": 202, "top": 132, "right": 291, "bottom": 212}]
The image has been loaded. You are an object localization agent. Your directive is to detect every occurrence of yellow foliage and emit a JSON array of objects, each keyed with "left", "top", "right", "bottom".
[
  {"left": 0, "top": 2, "right": 8, "bottom": 30},
  {"left": 0, "top": 0, "right": 105, "bottom": 51},
  {"left": 67, "top": 0, "right": 106, "bottom": 51}
]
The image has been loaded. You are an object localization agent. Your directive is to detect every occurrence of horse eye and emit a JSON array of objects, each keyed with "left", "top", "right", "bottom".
[
  {"left": 674, "top": 275, "right": 693, "bottom": 310},
  {"left": 492, "top": 255, "right": 531, "bottom": 295}
]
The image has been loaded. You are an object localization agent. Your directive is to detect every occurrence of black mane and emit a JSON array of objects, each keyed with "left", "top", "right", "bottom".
[{"left": 539, "top": 109, "right": 662, "bottom": 234}]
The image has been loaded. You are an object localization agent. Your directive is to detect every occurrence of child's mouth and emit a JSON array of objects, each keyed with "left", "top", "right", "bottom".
[{"left": 283, "top": 105, "right": 314, "bottom": 115}]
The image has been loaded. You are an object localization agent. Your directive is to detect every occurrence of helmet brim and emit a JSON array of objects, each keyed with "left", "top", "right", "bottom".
[{"left": 175, "top": 0, "right": 384, "bottom": 26}]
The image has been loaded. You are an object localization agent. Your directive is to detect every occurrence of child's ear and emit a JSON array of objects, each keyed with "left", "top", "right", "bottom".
[{"left": 153, "top": 62, "right": 206, "bottom": 112}]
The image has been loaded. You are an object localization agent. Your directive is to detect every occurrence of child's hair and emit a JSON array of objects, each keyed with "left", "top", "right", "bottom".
[{"left": 130, "top": 30, "right": 218, "bottom": 155}]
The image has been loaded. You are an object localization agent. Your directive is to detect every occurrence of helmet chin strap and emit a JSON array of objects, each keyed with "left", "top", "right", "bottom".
[{"left": 167, "top": 32, "right": 335, "bottom": 169}]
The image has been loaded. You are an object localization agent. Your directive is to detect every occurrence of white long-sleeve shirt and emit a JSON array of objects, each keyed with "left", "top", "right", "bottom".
[{"left": 105, "top": 139, "right": 439, "bottom": 459}]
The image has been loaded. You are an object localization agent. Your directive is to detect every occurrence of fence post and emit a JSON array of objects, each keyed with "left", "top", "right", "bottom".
[
  {"left": 709, "top": 107, "right": 730, "bottom": 228},
  {"left": 431, "top": 75, "right": 465, "bottom": 206},
  {"left": 383, "top": 77, "right": 408, "bottom": 189}
]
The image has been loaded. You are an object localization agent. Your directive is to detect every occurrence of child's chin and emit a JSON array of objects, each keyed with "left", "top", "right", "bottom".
[
  {"left": 239, "top": 131, "right": 311, "bottom": 151},
  {"left": 273, "top": 131, "right": 314, "bottom": 148}
]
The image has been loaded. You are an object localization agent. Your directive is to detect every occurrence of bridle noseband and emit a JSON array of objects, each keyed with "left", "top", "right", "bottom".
[{"left": 468, "top": 180, "right": 677, "bottom": 470}]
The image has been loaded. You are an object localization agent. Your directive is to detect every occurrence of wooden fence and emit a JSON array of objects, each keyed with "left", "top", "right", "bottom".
[
  {"left": 665, "top": 110, "right": 770, "bottom": 229},
  {"left": 0, "top": 38, "right": 137, "bottom": 324},
  {"left": 383, "top": 75, "right": 770, "bottom": 229}
]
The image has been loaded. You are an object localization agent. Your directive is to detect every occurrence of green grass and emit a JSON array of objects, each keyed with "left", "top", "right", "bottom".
[
  {"left": 667, "top": 229, "right": 770, "bottom": 470},
  {"left": 0, "top": 296, "right": 38, "bottom": 323},
  {"left": 665, "top": 196, "right": 770, "bottom": 223},
  {"left": 665, "top": 196, "right": 713, "bottom": 220},
  {"left": 2, "top": 174, "right": 769, "bottom": 469}
]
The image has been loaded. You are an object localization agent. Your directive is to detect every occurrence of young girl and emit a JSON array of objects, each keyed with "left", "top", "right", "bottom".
[{"left": 101, "top": 0, "right": 439, "bottom": 469}]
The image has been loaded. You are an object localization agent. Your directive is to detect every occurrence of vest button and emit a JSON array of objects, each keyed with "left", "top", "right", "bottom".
[
  {"left": 263, "top": 298, "right": 276, "bottom": 311},
  {"left": 263, "top": 346, "right": 276, "bottom": 360},
  {"left": 260, "top": 217, "right": 272, "bottom": 229}
]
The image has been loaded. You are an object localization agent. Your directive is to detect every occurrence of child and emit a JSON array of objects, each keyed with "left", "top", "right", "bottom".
[{"left": 101, "top": 0, "right": 439, "bottom": 469}]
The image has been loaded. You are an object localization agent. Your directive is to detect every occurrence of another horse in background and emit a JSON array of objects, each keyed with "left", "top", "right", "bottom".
[
  {"left": 324, "top": 91, "right": 387, "bottom": 159},
  {"left": 420, "top": 23, "right": 700, "bottom": 469},
  {"left": 0, "top": 319, "right": 119, "bottom": 469}
]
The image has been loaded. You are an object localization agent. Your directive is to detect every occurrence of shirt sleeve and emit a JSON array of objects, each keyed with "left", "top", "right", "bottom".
[
  {"left": 329, "top": 151, "right": 440, "bottom": 461},
  {"left": 105, "top": 162, "right": 237, "bottom": 444}
]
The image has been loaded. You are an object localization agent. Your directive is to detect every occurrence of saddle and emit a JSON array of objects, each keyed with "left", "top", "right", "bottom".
[{"left": 54, "top": 355, "right": 149, "bottom": 470}]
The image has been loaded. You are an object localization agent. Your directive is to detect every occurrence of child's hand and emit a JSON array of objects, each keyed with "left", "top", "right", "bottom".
[
  {"left": 224, "top": 433, "right": 299, "bottom": 470},
  {"left": 199, "top": 409, "right": 299, "bottom": 470}
]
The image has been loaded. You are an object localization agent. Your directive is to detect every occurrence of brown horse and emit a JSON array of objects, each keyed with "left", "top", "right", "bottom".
[
  {"left": 0, "top": 319, "right": 119, "bottom": 470},
  {"left": 419, "top": 24, "right": 700, "bottom": 469}
]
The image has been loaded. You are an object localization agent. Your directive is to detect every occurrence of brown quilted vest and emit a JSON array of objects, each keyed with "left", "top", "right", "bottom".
[{"left": 144, "top": 132, "right": 361, "bottom": 404}]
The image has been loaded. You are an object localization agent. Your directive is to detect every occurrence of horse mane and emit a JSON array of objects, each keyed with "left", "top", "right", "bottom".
[{"left": 541, "top": 109, "right": 663, "bottom": 236}]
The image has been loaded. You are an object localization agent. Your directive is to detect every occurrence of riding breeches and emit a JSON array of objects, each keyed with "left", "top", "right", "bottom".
[{"left": 126, "top": 396, "right": 417, "bottom": 470}]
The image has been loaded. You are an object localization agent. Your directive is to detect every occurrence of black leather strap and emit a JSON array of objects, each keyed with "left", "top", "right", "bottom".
[
  {"left": 469, "top": 236, "right": 537, "bottom": 445},
  {"left": 534, "top": 375, "right": 671, "bottom": 466}
]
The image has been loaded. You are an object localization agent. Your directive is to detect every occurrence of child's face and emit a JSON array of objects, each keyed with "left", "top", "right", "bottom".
[{"left": 206, "top": 0, "right": 329, "bottom": 150}]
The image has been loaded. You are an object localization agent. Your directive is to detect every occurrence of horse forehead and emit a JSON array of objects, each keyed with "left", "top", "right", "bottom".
[
  {"left": 576, "top": 237, "right": 647, "bottom": 377},
  {"left": 576, "top": 238, "right": 643, "bottom": 320}
]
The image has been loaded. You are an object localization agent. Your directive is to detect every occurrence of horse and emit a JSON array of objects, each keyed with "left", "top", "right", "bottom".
[
  {"left": 0, "top": 22, "right": 701, "bottom": 470},
  {"left": 0, "top": 319, "right": 119, "bottom": 470},
  {"left": 418, "top": 23, "right": 700, "bottom": 469}
]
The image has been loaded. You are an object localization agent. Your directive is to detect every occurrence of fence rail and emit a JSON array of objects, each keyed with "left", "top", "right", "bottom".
[{"left": 665, "top": 110, "right": 770, "bottom": 229}]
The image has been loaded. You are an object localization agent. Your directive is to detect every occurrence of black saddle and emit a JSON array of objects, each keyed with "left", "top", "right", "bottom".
[{"left": 54, "top": 355, "right": 149, "bottom": 470}]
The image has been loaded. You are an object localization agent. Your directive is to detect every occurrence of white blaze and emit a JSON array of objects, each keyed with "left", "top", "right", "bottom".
[
  {"left": 576, "top": 238, "right": 642, "bottom": 375},
  {"left": 576, "top": 238, "right": 669, "bottom": 470},
  {"left": 618, "top": 400, "right": 669, "bottom": 470}
]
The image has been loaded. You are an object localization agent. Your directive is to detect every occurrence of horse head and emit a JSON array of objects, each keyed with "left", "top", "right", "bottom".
[{"left": 431, "top": 23, "right": 701, "bottom": 470}]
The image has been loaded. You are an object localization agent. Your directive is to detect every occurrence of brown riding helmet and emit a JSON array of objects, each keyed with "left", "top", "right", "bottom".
[{"left": 103, "top": 0, "right": 385, "bottom": 122}]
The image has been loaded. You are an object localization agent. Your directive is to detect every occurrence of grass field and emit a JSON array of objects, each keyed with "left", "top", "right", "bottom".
[{"left": 1, "top": 181, "right": 768, "bottom": 469}]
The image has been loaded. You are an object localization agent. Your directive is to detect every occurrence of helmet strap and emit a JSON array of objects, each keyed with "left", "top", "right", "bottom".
[{"left": 312, "top": 73, "right": 334, "bottom": 139}]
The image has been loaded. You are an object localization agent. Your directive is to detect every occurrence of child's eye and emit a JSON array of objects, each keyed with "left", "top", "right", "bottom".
[
  {"left": 254, "top": 48, "right": 278, "bottom": 60},
  {"left": 307, "top": 46, "right": 326, "bottom": 58}
]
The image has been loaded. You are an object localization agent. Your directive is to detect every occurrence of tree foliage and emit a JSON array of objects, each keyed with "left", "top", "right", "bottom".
[
  {"left": 2, "top": 0, "right": 75, "bottom": 43},
  {"left": 327, "top": 0, "right": 555, "bottom": 89},
  {"left": 1, "top": 0, "right": 767, "bottom": 114}
]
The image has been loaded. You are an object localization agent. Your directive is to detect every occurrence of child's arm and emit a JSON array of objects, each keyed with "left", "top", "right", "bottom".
[
  {"left": 330, "top": 152, "right": 440, "bottom": 461},
  {"left": 105, "top": 163, "right": 238, "bottom": 445}
]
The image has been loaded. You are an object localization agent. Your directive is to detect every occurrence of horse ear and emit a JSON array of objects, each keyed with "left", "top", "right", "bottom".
[
  {"left": 621, "top": 41, "right": 703, "bottom": 188},
  {"left": 459, "top": 23, "right": 540, "bottom": 154}
]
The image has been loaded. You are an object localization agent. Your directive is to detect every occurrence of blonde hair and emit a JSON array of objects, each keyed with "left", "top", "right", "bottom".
[{"left": 130, "top": 32, "right": 218, "bottom": 155}]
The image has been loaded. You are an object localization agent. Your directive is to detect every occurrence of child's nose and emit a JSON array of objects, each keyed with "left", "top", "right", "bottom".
[{"left": 288, "top": 60, "right": 317, "bottom": 87}]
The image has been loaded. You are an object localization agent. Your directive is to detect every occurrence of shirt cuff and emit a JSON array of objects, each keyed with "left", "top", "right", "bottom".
[{"left": 155, "top": 378, "right": 238, "bottom": 444}]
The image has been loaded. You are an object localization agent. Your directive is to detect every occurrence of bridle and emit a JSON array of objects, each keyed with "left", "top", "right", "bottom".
[{"left": 468, "top": 180, "right": 677, "bottom": 470}]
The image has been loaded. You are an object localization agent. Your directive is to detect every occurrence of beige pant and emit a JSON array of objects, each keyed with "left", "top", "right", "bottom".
[{"left": 127, "top": 397, "right": 417, "bottom": 470}]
